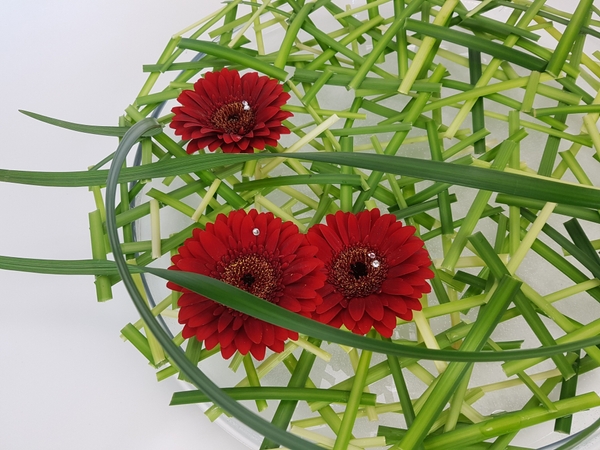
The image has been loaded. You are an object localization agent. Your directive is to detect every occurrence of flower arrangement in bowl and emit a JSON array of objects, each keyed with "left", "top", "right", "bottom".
[{"left": 3, "top": 0, "right": 600, "bottom": 449}]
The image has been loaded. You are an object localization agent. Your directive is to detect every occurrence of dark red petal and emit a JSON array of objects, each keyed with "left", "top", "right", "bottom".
[
  {"left": 195, "top": 320, "right": 219, "bottom": 341},
  {"left": 316, "top": 292, "right": 344, "bottom": 314},
  {"left": 279, "top": 233, "right": 305, "bottom": 256},
  {"left": 179, "top": 301, "right": 215, "bottom": 322},
  {"left": 319, "top": 225, "right": 344, "bottom": 253},
  {"left": 250, "top": 343, "right": 267, "bottom": 360},
  {"left": 217, "top": 71, "right": 231, "bottom": 98},
  {"left": 365, "top": 296, "right": 385, "bottom": 321},
  {"left": 285, "top": 284, "right": 318, "bottom": 299},
  {"left": 204, "top": 333, "right": 219, "bottom": 351},
  {"left": 373, "top": 321, "right": 394, "bottom": 338},
  {"left": 306, "top": 229, "right": 333, "bottom": 262},
  {"left": 262, "top": 323, "right": 275, "bottom": 346},
  {"left": 198, "top": 231, "right": 228, "bottom": 261},
  {"left": 240, "top": 213, "right": 257, "bottom": 248},
  {"left": 220, "top": 344, "right": 237, "bottom": 359},
  {"left": 274, "top": 325, "right": 291, "bottom": 341},
  {"left": 342, "top": 309, "right": 357, "bottom": 331},
  {"left": 188, "top": 309, "right": 217, "bottom": 328},
  {"left": 282, "top": 258, "right": 324, "bottom": 284},
  {"left": 357, "top": 209, "right": 373, "bottom": 241},
  {"left": 268, "top": 340, "right": 285, "bottom": 354},
  {"left": 244, "top": 319, "right": 264, "bottom": 344},
  {"left": 316, "top": 304, "right": 343, "bottom": 325},
  {"left": 381, "top": 278, "right": 415, "bottom": 296},
  {"left": 348, "top": 296, "right": 366, "bottom": 322},
  {"left": 404, "top": 297, "right": 423, "bottom": 311},
  {"left": 221, "top": 142, "right": 238, "bottom": 153},
  {"left": 207, "top": 140, "right": 222, "bottom": 152},
  {"left": 334, "top": 211, "right": 350, "bottom": 245},
  {"left": 232, "top": 316, "right": 244, "bottom": 331},
  {"left": 382, "top": 226, "right": 417, "bottom": 253},
  {"left": 249, "top": 137, "right": 266, "bottom": 150},
  {"left": 217, "top": 311, "right": 234, "bottom": 332},
  {"left": 182, "top": 325, "right": 196, "bottom": 339},
  {"left": 212, "top": 215, "right": 231, "bottom": 245},
  {"left": 397, "top": 309, "right": 414, "bottom": 321},
  {"left": 367, "top": 214, "right": 395, "bottom": 247},
  {"left": 253, "top": 210, "right": 268, "bottom": 246},
  {"left": 228, "top": 209, "right": 245, "bottom": 242},
  {"left": 178, "top": 292, "right": 204, "bottom": 307},
  {"left": 219, "top": 326, "right": 237, "bottom": 348},
  {"left": 186, "top": 239, "right": 214, "bottom": 263},
  {"left": 348, "top": 214, "right": 360, "bottom": 244},
  {"left": 177, "top": 258, "right": 211, "bottom": 275},
  {"left": 356, "top": 314, "right": 374, "bottom": 335},
  {"left": 387, "top": 241, "right": 426, "bottom": 266},
  {"left": 278, "top": 295, "right": 302, "bottom": 312},
  {"left": 387, "top": 298, "right": 408, "bottom": 315},
  {"left": 404, "top": 271, "right": 434, "bottom": 286},
  {"left": 265, "top": 218, "right": 282, "bottom": 253},
  {"left": 381, "top": 309, "right": 398, "bottom": 330},
  {"left": 387, "top": 264, "right": 420, "bottom": 278},
  {"left": 235, "top": 331, "right": 253, "bottom": 354},
  {"left": 278, "top": 222, "right": 298, "bottom": 247}
]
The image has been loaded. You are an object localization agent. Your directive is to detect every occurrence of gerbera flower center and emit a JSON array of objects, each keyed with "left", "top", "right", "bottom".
[
  {"left": 212, "top": 101, "right": 255, "bottom": 135},
  {"left": 328, "top": 245, "right": 387, "bottom": 299},
  {"left": 219, "top": 252, "right": 281, "bottom": 301},
  {"left": 350, "top": 261, "right": 369, "bottom": 279}
]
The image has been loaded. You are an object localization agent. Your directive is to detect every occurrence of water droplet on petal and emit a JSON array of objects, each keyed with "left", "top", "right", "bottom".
[
  {"left": 367, "top": 252, "right": 376, "bottom": 259},
  {"left": 372, "top": 260, "right": 380, "bottom": 268},
  {"left": 242, "top": 100, "right": 251, "bottom": 111},
  {"left": 252, "top": 228, "right": 260, "bottom": 236}
]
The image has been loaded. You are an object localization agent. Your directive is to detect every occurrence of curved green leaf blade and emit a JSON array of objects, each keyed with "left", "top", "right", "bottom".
[
  {"left": 2, "top": 152, "right": 600, "bottom": 211},
  {"left": 20, "top": 110, "right": 162, "bottom": 137},
  {"left": 140, "top": 266, "right": 600, "bottom": 363}
]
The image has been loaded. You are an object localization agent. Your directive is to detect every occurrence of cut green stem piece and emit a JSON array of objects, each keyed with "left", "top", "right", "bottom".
[
  {"left": 243, "top": 354, "right": 268, "bottom": 412},
  {"left": 441, "top": 140, "right": 515, "bottom": 270},
  {"left": 399, "top": 0, "right": 460, "bottom": 94},
  {"left": 546, "top": 0, "right": 594, "bottom": 77},
  {"left": 425, "top": 393, "right": 600, "bottom": 450},
  {"left": 274, "top": 2, "right": 315, "bottom": 69},
  {"left": 177, "top": 39, "right": 288, "bottom": 80},
  {"left": 521, "top": 71, "right": 541, "bottom": 113},
  {"left": 564, "top": 218, "right": 600, "bottom": 266},
  {"left": 405, "top": 19, "right": 548, "bottom": 72},
  {"left": 348, "top": 0, "right": 424, "bottom": 91},
  {"left": 171, "top": 386, "right": 376, "bottom": 406},
  {"left": 535, "top": 104, "right": 600, "bottom": 117},
  {"left": 386, "top": 338, "right": 416, "bottom": 428},
  {"left": 396, "top": 275, "right": 522, "bottom": 450},
  {"left": 333, "top": 331, "right": 375, "bottom": 450},
  {"left": 260, "top": 338, "right": 321, "bottom": 450},
  {"left": 555, "top": 353, "right": 581, "bottom": 434},
  {"left": 468, "top": 49, "right": 486, "bottom": 154},
  {"left": 89, "top": 210, "right": 112, "bottom": 302},
  {"left": 468, "top": 231, "right": 576, "bottom": 381},
  {"left": 328, "top": 123, "right": 412, "bottom": 136}
]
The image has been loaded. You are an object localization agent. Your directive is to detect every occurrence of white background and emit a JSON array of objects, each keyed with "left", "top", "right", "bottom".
[
  {"left": 0, "top": 1, "right": 246, "bottom": 449},
  {"left": 0, "top": 1, "right": 596, "bottom": 450}
]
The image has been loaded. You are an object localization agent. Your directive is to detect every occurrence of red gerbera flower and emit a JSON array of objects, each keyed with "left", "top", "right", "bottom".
[
  {"left": 170, "top": 68, "right": 293, "bottom": 154},
  {"left": 168, "top": 209, "right": 326, "bottom": 360},
  {"left": 307, "top": 209, "right": 434, "bottom": 338}
]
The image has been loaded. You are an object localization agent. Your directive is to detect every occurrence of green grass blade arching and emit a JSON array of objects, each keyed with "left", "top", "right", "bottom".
[
  {"left": 141, "top": 265, "right": 600, "bottom": 363},
  {"left": 2, "top": 150, "right": 600, "bottom": 207},
  {"left": 19, "top": 110, "right": 163, "bottom": 137},
  {"left": 104, "top": 118, "right": 325, "bottom": 450}
]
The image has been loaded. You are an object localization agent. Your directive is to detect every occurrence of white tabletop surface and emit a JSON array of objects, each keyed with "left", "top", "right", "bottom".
[
  {"left": 0, "top": 1, "right": 596, "bottom": 450},
  {"left": 0, "top": 1, "right": 247, "bottom": 449}
]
